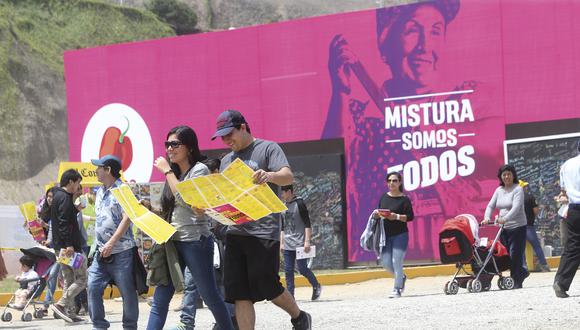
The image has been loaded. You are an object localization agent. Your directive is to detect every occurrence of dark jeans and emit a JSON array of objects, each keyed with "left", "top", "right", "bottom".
[
  {"left": 283, "top": 249, "right": 319, "bottom": 296},
  {"left": 147, "top": 236, "right": 233, "bottom": 330},
  {"left": 500, "top": 225, "right": 528, "bottom": 286},
  {"left": 555, "top": 205, "right": 580, "bottom": 291}
]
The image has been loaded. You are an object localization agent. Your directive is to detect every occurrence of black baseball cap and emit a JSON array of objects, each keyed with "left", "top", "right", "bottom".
[
  {"left": 211, "top": 110, "right": 247, "bottom": 140},
  {"left": 91, "top": 155, "right": 122, "bottom": 175}
]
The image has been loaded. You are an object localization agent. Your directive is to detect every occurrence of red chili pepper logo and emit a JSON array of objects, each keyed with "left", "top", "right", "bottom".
[{"left": 99, "top": 117, "right": 133, "bottom": 171}]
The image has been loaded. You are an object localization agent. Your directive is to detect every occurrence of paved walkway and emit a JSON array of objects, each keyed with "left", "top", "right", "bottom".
[{"left": 1, "top": 270, "right": 579, "bottom": 329}]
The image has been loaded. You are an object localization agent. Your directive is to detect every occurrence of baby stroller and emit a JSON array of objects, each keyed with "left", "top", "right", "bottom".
[
  {"left": 439, "top": 214, "right": 514, "bottom": 294},
  {"left": 1, "top": 246, "right": 57, "bottom": 322}
]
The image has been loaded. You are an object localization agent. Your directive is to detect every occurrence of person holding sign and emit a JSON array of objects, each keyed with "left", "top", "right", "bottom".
[
  {"left": 212, "top": 110, "right": 312, "bottom": 330},
  {"left": 87, "top": 155, "right": 138, "bottom": 330},
  {"left": 372, "top": 172, "right": 414, "bottom": 298},
  {"left": 49, "top": 169, "right": 87, "bottom": 323},
  {"left": 280, "top": 185, "right": 321, "bottom": 301},
  {"left": 147, "top": 126, "right": 234, "bottom": 330}
]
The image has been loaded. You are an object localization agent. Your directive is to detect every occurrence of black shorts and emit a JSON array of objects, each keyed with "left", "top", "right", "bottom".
[{"left": 224, "top": 234, "right": 285, "bottom": 303}]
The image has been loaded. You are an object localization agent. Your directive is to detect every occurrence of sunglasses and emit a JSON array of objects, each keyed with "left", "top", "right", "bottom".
[{"left": 164, "top": 141, "right": 184, "bottom": 149}]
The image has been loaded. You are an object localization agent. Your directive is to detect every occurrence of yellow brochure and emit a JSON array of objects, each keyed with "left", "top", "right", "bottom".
[
  {"left": 175, "top": 158, "right": 287, "bottom": 225},
  {"left": 111, "top": 184, "right": 176, "bottom": 243}
]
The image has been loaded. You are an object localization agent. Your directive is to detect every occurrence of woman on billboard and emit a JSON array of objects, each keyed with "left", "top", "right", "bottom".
[{"left": 324, "top": 0, "right": 502, "bottom": 261}]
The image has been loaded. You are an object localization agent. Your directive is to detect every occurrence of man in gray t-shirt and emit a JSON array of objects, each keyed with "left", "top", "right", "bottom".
[{"left": 211, "top": 110, "right": 312, "bottom": 330}]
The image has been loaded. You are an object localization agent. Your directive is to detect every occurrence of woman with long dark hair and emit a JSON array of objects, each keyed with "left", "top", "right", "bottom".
[
  {"left": 147, "top": 126, "right": 234, "bottom": 330},
  {"left": 373, "top": 172, "right": 414, "bottom": 298},
  {"left": 38, "top": 187, "right": 55, "bottom": 238}
]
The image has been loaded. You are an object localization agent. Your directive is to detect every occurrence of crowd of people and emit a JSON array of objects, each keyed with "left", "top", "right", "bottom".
[
  {"left": 3, "top": 110, "right": 319, "bottom": 330},
  {"left": 1, "top": 108, "right": 578, "bottom": 330}
]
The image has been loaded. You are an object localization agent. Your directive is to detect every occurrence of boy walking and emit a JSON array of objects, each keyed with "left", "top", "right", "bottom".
[{"left": 280, "top": 185, "right": 321, "bottom": 300}]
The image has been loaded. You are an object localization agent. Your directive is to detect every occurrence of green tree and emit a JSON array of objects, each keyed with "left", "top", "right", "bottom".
[{"left": 146, "top": 0, "right": 198, "bottom": 35}]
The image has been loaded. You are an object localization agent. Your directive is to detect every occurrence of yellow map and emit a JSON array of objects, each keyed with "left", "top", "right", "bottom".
[
  {"left": 19, "top": 201, "right": 45, "bottom": 242},
  {"left": 19, "top": 202, "right": 37, "bottom": 222},
  {"left": 175, "top": 158, "right": 287, "bottom": 225},
  {"left": 111, "top": 184, "right": 176, "bottom": 243}
]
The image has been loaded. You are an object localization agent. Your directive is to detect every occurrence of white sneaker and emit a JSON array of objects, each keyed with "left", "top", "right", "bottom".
[{"left": 389, "top": 288, "right": 401, "bottom": 298}]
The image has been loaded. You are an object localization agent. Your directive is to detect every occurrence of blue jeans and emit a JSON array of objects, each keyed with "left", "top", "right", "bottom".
[
  {"left": 180, "top": 268, "right": 200, "bottom": 328},
  {"left": 44, "top": 262, "right": 60, "bottom": 305},
  {"left": 283, "top": 249, "right": 320, "bottom": 296},
  {"left": 181, "top": 267, "right": 235, "bottom": 328},
  {"left": 147, "top": 236, "right": 233, "bottom": 330},
  {"left": 88, "top": 248, "right": 138, "bottom": 330},
  {"left": 380, "top": 232, "right": 409, "bottom": 289},
  {"left": 525, "top": 226, "right": 548, "bottom": 267}
]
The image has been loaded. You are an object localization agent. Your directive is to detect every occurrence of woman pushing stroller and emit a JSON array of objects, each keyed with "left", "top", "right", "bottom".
[{"left": 481, "top": 164, "right": 528, "bottom": 289}]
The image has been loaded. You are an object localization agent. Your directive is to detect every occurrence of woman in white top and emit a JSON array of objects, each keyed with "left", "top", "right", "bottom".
[{"left": 482, "top": 164, "right": 528, "bottom": 288}]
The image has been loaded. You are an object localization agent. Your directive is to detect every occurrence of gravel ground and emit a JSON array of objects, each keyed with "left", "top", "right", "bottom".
[{"left": 2, "top": 270, "right": 579, "bottom": 329}]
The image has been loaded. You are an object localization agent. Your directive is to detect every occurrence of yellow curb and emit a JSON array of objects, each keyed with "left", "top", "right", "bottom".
[
  {"left": 286, "top": 256, "right": 560, "bottom": 287},
  {"left": 1, "top": 256, "right": 560, "bottom": 305},
  {"left": 0, "top": 286, "right": 155, "bottom": 306}
]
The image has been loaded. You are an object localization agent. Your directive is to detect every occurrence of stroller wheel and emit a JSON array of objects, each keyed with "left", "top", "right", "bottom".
[
  {"left": 467, "top": 280, "right": 473, "bottom": 293},
  {"left": 2, "top": 312, "right": 12, "bottom": 322},
  {"left": 448, "top": 281, "right": 459, "bottom": 295},
  {"left": 34, "top": 309, "right": 44, "bottom": 319},
  {"left": 471, "top": 279, "right": 483, "bottom": 293},
  {"left": 497, "top": 277, "right": 505, "bottom": 290},
  {"left": 21, "top": 312, "right": 33, "bottom": 322},
  {"left": 502, "top": 276, "right": 515, "bottom": 290},
  {"left": 2, "top": 312, "right": 13, "bottom": 322},
  {"left": 53, "top": 311, "right": 61, "bottom": 319}
]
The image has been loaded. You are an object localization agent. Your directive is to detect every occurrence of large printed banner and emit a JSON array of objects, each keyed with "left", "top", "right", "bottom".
[{"left": 64, "top": 0, "right": 580, "bottom": 262}]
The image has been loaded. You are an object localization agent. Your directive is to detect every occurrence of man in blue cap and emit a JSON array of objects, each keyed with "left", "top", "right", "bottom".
[
  {"left": 212, "top": 110, "right": 312, "bottom": 330},
  {"left": 553, "top": 139, "right": 580, "bottom": 298},
  {"left": 87, "top": 155, "right": 139, "bottom": 329}
]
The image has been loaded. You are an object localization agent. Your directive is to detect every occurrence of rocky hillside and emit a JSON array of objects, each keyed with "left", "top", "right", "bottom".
[
  {"left": 108, "top": 0, "right": 415, "bottom": 31},
  {"left": 0, "top": 0, "right": 417, "bottom": 204},
  {"left": 0, "top": 0, "right": 173, "bottom": 203}
]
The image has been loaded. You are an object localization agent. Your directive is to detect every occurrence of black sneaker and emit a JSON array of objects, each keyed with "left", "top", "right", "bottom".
[
  {"left": 291, "top": 311, "right": 312, "bottom": 330},
  {"left": 50, "top": 304, "right": 73, "bottom": 323},
  {"left": 70, "top": 314, "right": 86, "bottom": 323},
  {"left": 311, "top": 284, "right": 322, "bottom": 301},
  {"left": 553, "top": 282, "right": 569, "bottom": 298}
]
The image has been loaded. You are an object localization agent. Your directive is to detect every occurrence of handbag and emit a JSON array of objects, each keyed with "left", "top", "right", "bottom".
[{"left": 132, "top": 246, "right": 148, "bottom": 295}]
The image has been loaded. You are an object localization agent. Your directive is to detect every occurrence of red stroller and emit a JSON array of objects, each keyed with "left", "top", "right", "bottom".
[{"left": 439, "top": 215, "right": 514, "bottom": 294}]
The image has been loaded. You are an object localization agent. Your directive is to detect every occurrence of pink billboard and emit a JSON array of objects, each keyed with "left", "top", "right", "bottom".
[{"left": 64, "top": 0, "right": 580, "bottom": 262}]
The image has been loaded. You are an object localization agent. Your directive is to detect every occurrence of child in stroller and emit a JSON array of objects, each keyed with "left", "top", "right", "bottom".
[
  {"left": 439, "top": 214, "right": 514, "bottom": 294},
  {"left": 1, "top": 247, "right": 57, "bottom": 322},
  {"left": 9, "top": 255, "right": 38, "bottom": 309}
]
